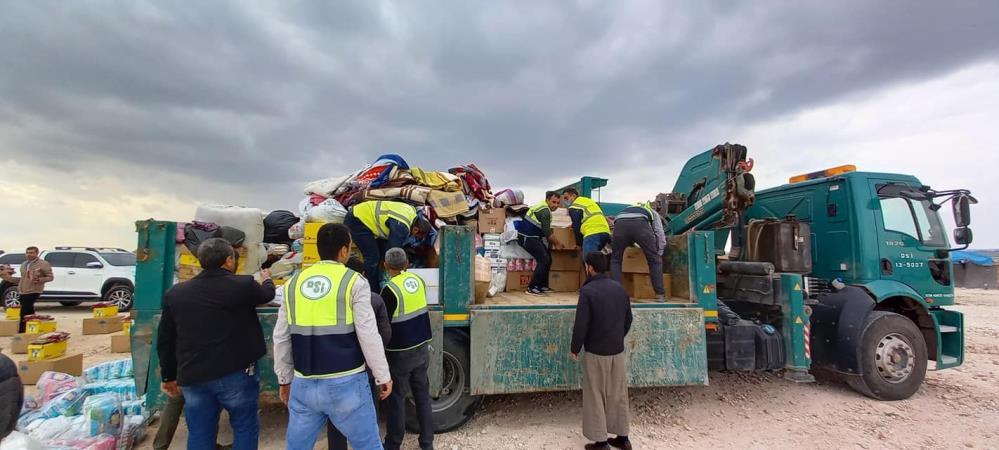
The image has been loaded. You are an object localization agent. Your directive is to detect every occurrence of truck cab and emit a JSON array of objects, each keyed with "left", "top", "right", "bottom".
[{"left": 748, "top": 167, "right": 972, "bottom": 398}]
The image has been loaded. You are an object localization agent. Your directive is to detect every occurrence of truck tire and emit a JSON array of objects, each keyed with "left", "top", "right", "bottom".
[
  {"left": 103, "top": 285, "right": 134, "bottom": 311},
  {"left": 846, "top": 311, "right": 927, "bottom": 401},
  {"left": 2, "top": 286, "right": 19, "bottom": 308},
  {"left": 405, "top": 330, "right": 483, "bottom": 433}
]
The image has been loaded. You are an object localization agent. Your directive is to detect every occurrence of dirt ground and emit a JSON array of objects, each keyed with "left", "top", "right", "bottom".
[{"left": 12, "top": 288, "right": 999, "bottom": 449}]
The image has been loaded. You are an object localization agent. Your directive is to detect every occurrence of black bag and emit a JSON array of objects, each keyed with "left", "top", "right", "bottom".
[{"left": 264, "top": 210, "right": 299, "bottom": 245}]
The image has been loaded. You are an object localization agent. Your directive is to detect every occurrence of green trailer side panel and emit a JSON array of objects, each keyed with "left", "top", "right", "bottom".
[
  {"left": 132, "top": 220, "right": 176, "bottom": 401},
  {"left": 469, "top": 307, "right": 707, "bottom": 395},
  {"left": 439, "top": 226, "right": 474, "bottom": 323}
]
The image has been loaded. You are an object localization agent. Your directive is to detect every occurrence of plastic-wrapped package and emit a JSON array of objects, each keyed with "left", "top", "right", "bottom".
[
  {"left": 242, "top": 243, "right": 268, "bottom": 275},
  {"left": 121, "top": 395, "right": 146, "bottom": 417},
  {"left": 489, "top": 270, "right": 507, "bottom": 297},
  {"left": 83, "top": 394, "right": 123, "bottom": 438},
  {"left": 33, "top": 387, "right": 87, "bottom": 420},
  {"left": 194, "top": 204, "right": 265, "bottom": 246},
  {"left": 0, "top": 431, "right": 45, "bottom": 450},
  {"left": 43, "top": 434, "right": 117, "bottom": 450},
  {"left": 288, "top": 219, "right": 305, "bottom": 240},
  {"left": 83, "top": 379, "right": 138, "bottom": 402},
  {"left": 304, "top": 199, "right": 347, "bottom": 223},
  {"left": 83, "top": 359, "right": 133, "bottom": 383},
  {"left": 36, "top": 371, "right": 81, "bottom": 406},
  {"left": 304, "top": 175, "right": 351, "bottom": 196},
  {"left": 24, "top": 415, "right": 87, "bottom": 442},
  {"left": 23, "top": 393, "right": 39, "bottom": 411}
]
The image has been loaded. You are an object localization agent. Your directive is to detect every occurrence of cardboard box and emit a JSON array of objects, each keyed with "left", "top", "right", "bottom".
[
  {"left": 474, "top": 281, "right": 490, "bottom": 302},
  {"left": 177, "top": 245, "right": 249, "bottom": 281},
  {"left": 303, "top": 222, "right": 323, "bottom": 244},
  {"left": 623, "top": 273, "right": 672, "bottom": 299},
  {"left": 505, "top": 271, "right": 533, "bottom": 292},
  {"left": 28, "top": 339, "right": 68, "bottom": 361},
  {"left": 550, "top": 227, "right": 578, "bottom": 250},
  {"left": 0, "top": 320, "right": 18, "bottom": 337},
  {"left": 622, "top": 247, "right": 651, "bottom": 274},
  {"left": 18, "top": 353, "right": 83, "bottom": 385},
  {"left": 111, "top": 333, "right": 131, "bottom": 353},
  {"left": 551, "top": 250, "right": 582, "bottom": 271},
  {"left": 5, "top": 307, "right": 19, "bottom": 320},
  {"left": 26, "top": 320, "right": 56, "bottom": 334},
  {"left": 478, "top": 208, "right": 507, "bottom": 234},
  {"left": 10, "top": 333, "right": 41, "bottom": 354},
  {"left": 93, "top": 305, "right": 119, "bottom": 318},
  {"left": 549, "top": 271, "right": 581, "bottom": 292},
  {"left": 83, "top": 316, "right": 124, "bottom": 335}
]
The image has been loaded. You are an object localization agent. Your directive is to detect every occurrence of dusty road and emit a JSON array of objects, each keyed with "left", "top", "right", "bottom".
[{"left": 16, "top": 289, "right": 999, "bottom": 449}]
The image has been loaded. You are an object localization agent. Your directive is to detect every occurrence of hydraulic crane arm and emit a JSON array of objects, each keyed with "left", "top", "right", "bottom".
[{"left": 654, "top": 143, "right": 756, "bottom": 254}]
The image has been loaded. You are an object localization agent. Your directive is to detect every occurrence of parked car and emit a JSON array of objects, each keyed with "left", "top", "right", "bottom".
[{"left": 1, "top": 247, "right": 136, "bottom": 310}]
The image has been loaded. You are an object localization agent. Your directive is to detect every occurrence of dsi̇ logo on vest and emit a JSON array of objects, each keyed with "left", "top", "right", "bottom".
[
  {"left": 301, "top": 276, "right": 333, "bottom": 300},
  {"left": 403, "top": 278, "right": 420, "bottom": 294}
]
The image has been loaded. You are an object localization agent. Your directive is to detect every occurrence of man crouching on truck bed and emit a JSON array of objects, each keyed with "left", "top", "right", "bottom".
[
  {"left": 516, "top": 191, "right": 563, "bottom": 296},
  {"left": 344, "top": 200, "right": 433, "bottom": 291},
  {"left": 570, "top": 252, "right": 633, "bottom": 450}
]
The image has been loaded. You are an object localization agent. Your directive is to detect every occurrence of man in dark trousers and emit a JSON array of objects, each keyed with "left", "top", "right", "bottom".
[
  {"left": 344, "top": 200, "right": 432, "bottom": 292},
  {"left": 515, "top": 191, "right": 563, "bottom": 295},
  {"left": 610, "top": 201, "right": 667, "bottom": 301},
  {"left": 570, "top": 252, "right": 633, "bottom": 450},
  {"left": 157, "top": 238, "right": 275, "bottom": 450},
  {"left": 327, "top": 256, "right": 392, "bottom": 450},
  {"left": 381, "top": 247, "right": 434, "bottom": 450},
  {"left": 0, "top": 246, "right": 54, "bottom": 333}
]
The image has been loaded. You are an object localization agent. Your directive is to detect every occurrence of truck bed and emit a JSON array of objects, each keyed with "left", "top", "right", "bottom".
[{"left": 477, "top": 291, "right": 690, "bottom": 306}]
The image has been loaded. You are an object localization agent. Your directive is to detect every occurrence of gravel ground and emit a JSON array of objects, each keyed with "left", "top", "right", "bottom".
[{"left": 14, "top": 289, "right": 999, "bottom": 449}]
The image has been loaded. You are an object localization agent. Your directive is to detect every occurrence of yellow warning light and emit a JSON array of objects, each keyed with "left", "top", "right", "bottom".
[{"left": 789, "top": 164, "right": 857, "bottom": 184}]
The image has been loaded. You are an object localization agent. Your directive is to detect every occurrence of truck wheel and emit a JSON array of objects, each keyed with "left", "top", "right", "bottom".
[
  {"left": 103, "top": 285, "right": 134, "bottom": 311},
  {"left": 847, "top": 311, "right": 927, "bottom": 401},
  {"left": 2, "top": 286, "right": 19, "bottom": 308},
  {"left": 406, "top": 331, "right": 483, "bottom": 433}
]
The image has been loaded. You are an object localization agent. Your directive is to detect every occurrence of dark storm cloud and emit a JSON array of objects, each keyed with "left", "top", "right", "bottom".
[{"left": 1, "top": 0, "right": 998, "bottom": 202}]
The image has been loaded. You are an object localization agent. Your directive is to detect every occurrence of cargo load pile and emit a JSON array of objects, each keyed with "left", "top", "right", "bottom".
[{"left": 13, "top": 359, "right": 149, "bottom": 449}]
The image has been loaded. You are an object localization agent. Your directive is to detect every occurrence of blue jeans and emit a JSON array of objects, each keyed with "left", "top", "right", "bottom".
[
  {"left": 286, "top": 372, "right": 382, "bottom": 450},
  {"left": 181, "top": 367, "right": 260, "bottom": 450},
  {"left": 582, "top": 233, "right": 611, "bottom": 257}
]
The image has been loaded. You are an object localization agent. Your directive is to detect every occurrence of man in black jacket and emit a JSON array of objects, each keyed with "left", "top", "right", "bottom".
[
  {"left": 157, "top": 238, "right": 275, "bottom": 450},
  {"left": 570, "top": 252, "right": 633, "bottom": 450}
]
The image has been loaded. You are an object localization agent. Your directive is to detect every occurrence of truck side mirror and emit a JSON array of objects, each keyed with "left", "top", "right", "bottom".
[
  {"left": 953, "top": 196, "right": 971, "bottom": 228},
  {"left": 954, "top": 227, "right": 973, "bottom": 246}
]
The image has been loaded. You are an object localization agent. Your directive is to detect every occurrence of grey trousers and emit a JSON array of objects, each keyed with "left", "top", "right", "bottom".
[
  {"left": 610, "top": 218, "right": 665, "bottom": 296},
  {"left": 581, "top": 351, "right": 630, "bottom": 442}
]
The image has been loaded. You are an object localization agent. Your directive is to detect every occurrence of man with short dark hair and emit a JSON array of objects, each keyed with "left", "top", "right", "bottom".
[
  {"left": 273, "top": 223, "right": 391, "bottom": 450},
  {"left": 157, "top": 238, "right": 275, "bottom": 450},
  {"left": 326, "top": 256, "right": 393, "bottom": 450},
  {"left": 563, "top": 189, "right": 611, "bottom": 256},
  {"left": 344, "top": 200, "right": 432, "bottom": 291},
  {"left": 570, "top": 252, "right": 633, "bottom": 450},
  {"left": 380, "top": 247, "right": 434, "bottom": 450},
  {"left": 516, "top": 191, "right": 562, "bottom": 295},
  {"left": 0, "top": 246, "right": 53, "bottom": 333}
]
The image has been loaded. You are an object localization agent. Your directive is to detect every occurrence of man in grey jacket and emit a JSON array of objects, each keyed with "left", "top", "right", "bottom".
[{"left": 0, "top": 246, "right": 54, "bottom": 333}]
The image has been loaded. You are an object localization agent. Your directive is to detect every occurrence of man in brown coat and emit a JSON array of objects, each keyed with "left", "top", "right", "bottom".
[{"left": 0, "top": 247, "right": 54, "bottom": 333}]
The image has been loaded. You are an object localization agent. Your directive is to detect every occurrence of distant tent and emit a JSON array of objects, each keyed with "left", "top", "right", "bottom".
[
  {"left": 952, "top": 250, "right": 998, "bottom": 289},
  {"left": 951, "top": 250, "right": 994, "bottom": 267}
]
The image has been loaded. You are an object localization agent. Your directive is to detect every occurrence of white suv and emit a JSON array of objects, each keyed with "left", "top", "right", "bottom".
[{"left": 0, "top": 247, "right": 136, "bottom": 311}]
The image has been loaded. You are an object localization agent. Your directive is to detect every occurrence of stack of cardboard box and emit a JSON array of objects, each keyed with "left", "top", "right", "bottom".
[
  {"left": 620, "top": 247, "right": 672, "bottom": 299},
  {"left": 549, "top": 230, "right": 581, "bottom": 292}
]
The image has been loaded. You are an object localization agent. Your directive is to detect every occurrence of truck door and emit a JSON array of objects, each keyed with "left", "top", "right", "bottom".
[{"left": 869, "top": 180, "right": 950, "bottom": 297}]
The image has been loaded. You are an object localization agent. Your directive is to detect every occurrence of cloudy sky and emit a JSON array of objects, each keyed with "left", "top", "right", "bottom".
[{"left": 1, "top": 0, "right": 997, "bottom": 252}]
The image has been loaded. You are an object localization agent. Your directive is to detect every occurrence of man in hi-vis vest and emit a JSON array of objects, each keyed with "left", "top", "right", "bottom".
[
  {"left": 563, "top": 188, "right": 612, "bottom": 256},
  {"left": 345, "top": 200, "right": 432, "bottom": 292},
  {"left": 380, "top": 247, "right": 434, "bottom": 450},
  {"left": 273, "top": 223, "right": 393, "bottom": 450}
]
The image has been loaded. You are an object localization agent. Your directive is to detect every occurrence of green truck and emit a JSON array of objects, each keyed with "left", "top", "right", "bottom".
[{"left": 129, "top": 144, "right": 976, "bottom": 432}]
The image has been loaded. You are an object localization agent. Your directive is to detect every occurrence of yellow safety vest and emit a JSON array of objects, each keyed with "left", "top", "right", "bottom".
[
  {"left": 352, "top": 201, "right": 418, "bottom": 239},
  {"left": 284, "top": 261, "right": 365, "bottom": 379},
  {"left": 524, "top": 202, "right": 549, "bottom": 230},
  {"left": 569, "top": 196, "right": 611, "bottom": 238},
  {"left": 384, "top": 272, "right": 432, "bottom": 351},
  {"left": 616, "top": 202, "right": 655, "bottom": 222}
]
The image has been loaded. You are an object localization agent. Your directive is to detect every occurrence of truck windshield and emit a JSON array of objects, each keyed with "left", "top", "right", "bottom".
[
  {"left": 100, "top": 252, "right": 136, "bottom": 266},
  {"left": 879, "top": 195, "right": 947, "bottom": 247}
]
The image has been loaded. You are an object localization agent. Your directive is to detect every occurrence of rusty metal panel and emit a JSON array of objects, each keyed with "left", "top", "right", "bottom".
[
  {"left": 429, "top": 310, "right": 443, "bottom": 395},
  {"left": 470, "top": 307, "right": 707, "bottom": 395}
]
